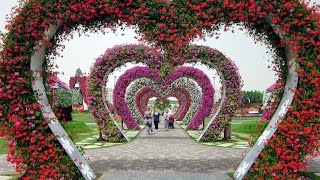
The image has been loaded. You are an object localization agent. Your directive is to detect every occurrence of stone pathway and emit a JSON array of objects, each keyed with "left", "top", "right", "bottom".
[
  {"left": 308, "top": 156, "right": 320, "bottom": 175},
  {"left": 99, "top": 170, "right": 230, "bottom": 180},
  {"left": 85, "top": 119, "right": 247, "bottom": 179},
  {"left": 0, "top": 154, "right": 16, "bottom": 180}
]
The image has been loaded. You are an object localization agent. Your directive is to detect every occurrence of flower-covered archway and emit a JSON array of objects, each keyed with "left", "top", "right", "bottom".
[
  {"left": 91, "top": 44, "right": 242, "bottom": 137},
  {"left": 126, "top": 78, "right": 159, "bottom": 122},
  {"left": 89, "top": 45, "right": 161, "bottom": 141},
  {"left": 132, "top": 78, "right": 202, "bottom": 123},
  {"left": 132, "top": 81, "right": 194, "bottom": 120},
  {"left": 126, "top": 78, "right": 193, "bottom": 121},
  {"left": 113, "top": 66, "right": 214, "bottom": 130},
  {"left": 0, "top": 0, "right": 319, "bottom": 179}
]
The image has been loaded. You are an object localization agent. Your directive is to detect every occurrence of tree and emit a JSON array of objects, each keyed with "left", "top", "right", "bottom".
[
  {"left": 75, "top": 68, "right": 83, "bottom": 77},
  {"left": 242, "top": 90, "right": 264, "bottom": 104}
]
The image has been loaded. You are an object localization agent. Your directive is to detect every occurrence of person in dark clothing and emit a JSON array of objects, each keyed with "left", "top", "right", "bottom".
[
  {"left": 168, "top": 114, "right": 175, "bottom": 129},
  {"left": 153, "top": 110, "right": 161, "bottom": 131}
]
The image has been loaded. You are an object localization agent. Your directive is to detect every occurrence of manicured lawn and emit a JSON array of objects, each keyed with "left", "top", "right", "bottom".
[
  {"left": 63, "top": 121, "right": 98, "bottom": 143},
  {"left": 71, "top": 112, "right": 96, "bottom": 123},
  {"left": 63, "top": 112, "right": 99, "bottom": 142},
  {"left": 204, "top": 116, "right": 261, "bottom": 137},
  {"left": 0, "top": 137, "right": 8, "bottom": 154},
  {"left": 231, "top": 117, "right": 261, "bottom": 136}
]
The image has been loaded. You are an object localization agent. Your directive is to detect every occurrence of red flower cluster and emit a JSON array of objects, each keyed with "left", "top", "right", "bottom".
[{"left": 0, "top": 0, "right": 319, "bottom": 179}]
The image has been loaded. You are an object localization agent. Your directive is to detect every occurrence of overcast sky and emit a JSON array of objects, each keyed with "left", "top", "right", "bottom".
[{"left": 1, "top": 1, "right": 319, "bottom": 91}]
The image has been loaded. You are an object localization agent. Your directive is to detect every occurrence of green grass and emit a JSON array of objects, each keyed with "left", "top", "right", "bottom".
[
  {"left": 7, "top": 174, "right": 20, "bottom": 180},
  {"left": 63, "top": 121, "right": 98, "bottom": 143},
  {"left": 303, "top": 172, "right": 320, "bottom": 180},
  {"left": 62, "top": 113, "right": 99, "bottom": 143},
  {"left": 232, "top": 119, "right": 260, "bottom": 135},
  {"left": 63, "top": 122, "right": 93, "bottom": 134},
  {"left": 71, "top": 112, "right": 96, "bottom": 123},
  {"left": 226, "top": 172, "right": 235, "bottom": 179},
  {"left": 0, "top": 137, "right": 8, "bottom": 154},
  {"left": 204, "top": 116, "right": 261, "bottom": 136}
]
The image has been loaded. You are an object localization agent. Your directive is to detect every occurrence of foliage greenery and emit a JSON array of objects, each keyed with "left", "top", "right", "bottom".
[
  {"left": 152, "top": 99, "right": 171, "bottom": 111},
  {"left": 242, "top": 90, "right": 264, "bottom": 104},
  {"left": 55, "top": 88, "right": 73, "bottom": 108},
  {"left": 71, "top": 89, "right": 83, "bottom": 105}
]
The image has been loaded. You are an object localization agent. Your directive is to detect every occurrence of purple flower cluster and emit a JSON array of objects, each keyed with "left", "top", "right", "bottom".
[
  {"left": 165, "top": 66, "right": 214, "bottom": 129},
  {"left": 114, "top": 66, "right": 214, "bottom": 130},
  {"left": 89, "top": 44, "right": 242, "bottom": 141},
  {"left": 113, "top": 66, "right": 162, "bottom": 129},
  {"left": 181, "top": 46, "right": 243, "bottom": 141},
  {"left": 89, "top": 44, "right": 162, "bottom": 137}
]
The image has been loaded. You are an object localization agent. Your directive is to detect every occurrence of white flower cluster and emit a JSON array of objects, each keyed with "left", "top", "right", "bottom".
[
  {"left": 125, "top": 78, "right": 160, "bottom": 122},
  {"left": 172, "top": 78, "right": 201, "bottom": 124},
  {"left": 125, "top": 77, "right": 202, "bottom": 124}
]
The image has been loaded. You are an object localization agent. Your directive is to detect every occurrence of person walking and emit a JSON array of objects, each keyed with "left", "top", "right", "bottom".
[
  {"left": 163, "top": 109, "right": 169, "bottom": 131},
  {"left": 168, "top": 113, "right": 175, "bottom": 129},
  {"left": 144, "top": 107, "right": 153, "bottom": 134},
  {"left": 153, "top": 109, "right": 160, "bottom": 131}
]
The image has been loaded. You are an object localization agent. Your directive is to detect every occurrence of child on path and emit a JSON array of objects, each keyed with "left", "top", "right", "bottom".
[{"left": 168, "top": 114, "right": 175, "bottom": 129}]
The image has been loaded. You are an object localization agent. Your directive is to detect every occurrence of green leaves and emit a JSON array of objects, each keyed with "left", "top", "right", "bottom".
[
  {"left": 54, "top": 88, "right": 83, "bottom": 108},
  {"left": 55, "top": 88, "right": 73, "bottom": 108},
  {"left": 159, "top": 62, "right": 175, "bottom": 79},
  {"left": 71, "top": 89, "right": 83, "bottom": 105}
]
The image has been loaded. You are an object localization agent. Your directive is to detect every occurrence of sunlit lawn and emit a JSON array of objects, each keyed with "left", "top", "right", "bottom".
[
  {"left": 62, "top": 112, "right": 98, "bottom": 143},
  {"left": 0, "top": 138, "right": 8, "bottom": 154},
  {"left": 203, "top": 116, "right": 261, "bottom": 138},
  {"left": 231, "top": 117, "right": 261, "bottom": 135}
]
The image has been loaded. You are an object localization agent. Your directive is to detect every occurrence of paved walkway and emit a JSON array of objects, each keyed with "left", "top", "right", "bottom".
[
  {"left": 308, "top": 156, "right": 320, "bottom": 175},
  {"left": 85, "top": 119, "right": 247, "bottom": 179}
]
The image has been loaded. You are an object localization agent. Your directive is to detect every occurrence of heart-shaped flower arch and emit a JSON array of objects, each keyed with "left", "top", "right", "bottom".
[
  {"left": 126, "top": 78, "right": 160, "bottom": 122},
  {"left": 88, "top": 46, "right": 161, "bottom": 147},
  {"left": 135, "top": 86, "right": 192, "bottom": 121},
  {"left": 134, "top": 86, "right": 191, "bottom": 119},
  {"left": 126, "top": 78, "right": 195, "bottom": 122},
  {"left": 113, "top": 66, "right": 214, "bottom": 130},
  {"left": 0, "top": 0, "right": 319, "bottom": 179},
  {"left": 133, "top": 78, "right": 202, "bottom": 124},
  {"left": 169, "top": 88, "right": 192, "bottom": 121},
  {"left": 90, "top": 44, "right": 242, "bottom": 138}
]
